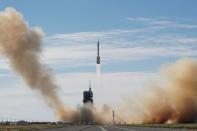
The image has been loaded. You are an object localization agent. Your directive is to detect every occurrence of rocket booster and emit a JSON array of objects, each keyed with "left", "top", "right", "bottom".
[{"left": 96, "top": 41, "right": 100, "bottom": 64}]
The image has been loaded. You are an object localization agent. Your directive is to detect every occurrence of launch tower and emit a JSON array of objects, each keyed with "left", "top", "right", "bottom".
[{"left": 83, "top": 81, "right": 93, "bottom": 104}]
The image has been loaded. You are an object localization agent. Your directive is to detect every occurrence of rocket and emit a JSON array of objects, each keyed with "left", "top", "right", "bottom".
[{"left": 96, "top": 40, "right": 100, "bottom": 64}]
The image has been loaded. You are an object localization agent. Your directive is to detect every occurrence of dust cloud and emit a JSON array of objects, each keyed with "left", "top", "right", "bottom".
[
  {"left": 1, "top": 7, "right": 196, "bottom": 125},
  {"left": 143, "top": 59, "right": 197, "bottom": 123},
  {"left": 0, "top": 7, "right": 109, "bottom": 124},
  {"left": 0, "top": 7, "right": 71, "bottom": 121},
  {"left": 122, "top": 59, "right": 197, "bottom": 124}
]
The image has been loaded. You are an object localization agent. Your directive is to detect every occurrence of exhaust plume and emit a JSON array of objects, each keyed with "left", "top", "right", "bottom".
[
  {"left": 143, "top": 59, "right": 197, "bottom": 123},
  {"left": 0, "top": 8, "right": 109, "bottom": 124},
  {"left": 96, "top": 64, "right": 101, "bottom": 88},
  {"left": 0, "top": 8, "right": 70, "bottom": 121},
  {"left": 3, "top": 7, "right": 195, "bottom": 125},
  {"left": 96, "top": 64, "right": 101, "bottom": 78},
  {"left": 123, "top": 59, "right": 197, "bottom": 124},
  {"left": 71, "top": 103, "right": 111, "bottom": 124}
]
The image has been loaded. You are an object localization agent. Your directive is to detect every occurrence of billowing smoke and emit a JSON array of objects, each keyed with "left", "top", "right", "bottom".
[
  {"left": 0, "top": 7, "right": 109, "bottom": 124},
  {"left": 3, "top": 7, "right": 195, "bottom": 125},
  {"left": 123, "top": 59, "right": 197, "bottom": 124},
  {"left": 0, "top": 7, "right": 70, "bottom": 121},
  {"left": 143, "top": 59, "right": 197, "bottom": 123},
  {"left": 71, "top": 103, "right": 111, "bottom": 124}
]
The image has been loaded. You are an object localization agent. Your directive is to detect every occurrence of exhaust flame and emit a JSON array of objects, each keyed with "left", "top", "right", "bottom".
[
  {"left": 0, "top": 7, "right": 70, "bottom": 121},
  {"left": 96, "top": 64, "right": 101, "bottom": 77},
  {"left": 96, "top": 64, "right": 101, "bottom": 88}
]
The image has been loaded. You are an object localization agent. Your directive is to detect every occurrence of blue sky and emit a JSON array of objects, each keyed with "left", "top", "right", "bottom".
[
  {"left": 1, "top": 0, "right": 197, "bottom": 34},
  {"left": 1, "top": 0, "right": 196, "bottom": 73},
  {"left": 0, "top": 0, "right": 197, "bottom": 121}
]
